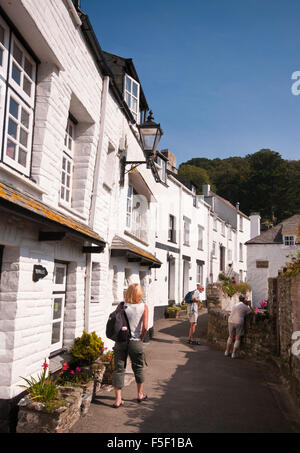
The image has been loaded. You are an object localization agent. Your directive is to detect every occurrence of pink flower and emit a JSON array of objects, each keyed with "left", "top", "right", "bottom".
[
  {"left": 62, "top": 362, "right": 69, "bottom": 371},
  {"left": 76, "top": 367, "right": 81, "bottom": 372},
  {"left": 104, "top": 347, "right": 108, "bottom": 350},
  {"left": 108, "top": 356, "right": 111, "bottom": 360},
  {"left": 70, "top": 370, "right": 75, "bottom": 375},
  {"left": 42, "top": 362, "right": 48, "bottom": 370},
  {"left": 255, "top": 308, "right": 259, "bottom": 314},
  {"left": 60, "top": 371, "right": 64, "bottom": 375}
]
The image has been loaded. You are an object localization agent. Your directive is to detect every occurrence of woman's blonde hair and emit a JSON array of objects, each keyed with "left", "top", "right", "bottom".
[{"left": 125, "top": 283, "right": 143, "bottom": 304}]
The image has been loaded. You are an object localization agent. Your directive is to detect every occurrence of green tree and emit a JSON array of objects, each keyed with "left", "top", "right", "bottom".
[{"left": 177, "top": 164, "right": 212, "bottom": 193}]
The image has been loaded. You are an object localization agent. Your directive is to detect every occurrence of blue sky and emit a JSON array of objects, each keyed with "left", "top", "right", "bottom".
[{"left": 82, "top": 0, "right": 300, "bottom": 166}]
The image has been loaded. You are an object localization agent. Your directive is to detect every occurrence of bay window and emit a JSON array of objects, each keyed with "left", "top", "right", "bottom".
[{"left": 0, "top": 17, "right": 36, "bottom": 176}]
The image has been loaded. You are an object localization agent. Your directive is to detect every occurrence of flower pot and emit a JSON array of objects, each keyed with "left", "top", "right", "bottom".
[{"left": 17, "top": 386, "right": 83, "bottom": 433}]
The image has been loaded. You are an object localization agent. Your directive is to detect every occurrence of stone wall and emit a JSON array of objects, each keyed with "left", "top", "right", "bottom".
[
  {"left": 207, "top": 308, "right": 275, "bottom": 360},
  {"left": 207, "top": 276, "right": 300, "bottom": 406},
  {"left": 268, "top": 274, "right": 300, "bottom": 403}
]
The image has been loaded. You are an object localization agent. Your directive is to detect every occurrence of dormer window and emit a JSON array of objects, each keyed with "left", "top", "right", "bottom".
[
  {"left": 157, "top": 156, "right": 166, "bottom": 183},
  {"left": 283, "top": 236, "right": 296, "bottom": 247},
  {"left": 124, "top": 74, "right": 139, "bottom": 122}
]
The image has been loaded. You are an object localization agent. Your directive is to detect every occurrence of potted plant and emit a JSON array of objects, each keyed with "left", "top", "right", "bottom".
[
  {"left": 165, "top": 305, "right": 181, "bottom": 318},
  {"left": 69, "top": 330, "right": 106, "bottom": 397},
  {"left": 17, "top": 361, "right": 81, "bottom": 433}
]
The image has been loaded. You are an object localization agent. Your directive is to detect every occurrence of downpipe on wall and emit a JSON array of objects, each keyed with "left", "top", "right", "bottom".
[{"left": 84, "top": 76, "right": 109, "bottom": 331}]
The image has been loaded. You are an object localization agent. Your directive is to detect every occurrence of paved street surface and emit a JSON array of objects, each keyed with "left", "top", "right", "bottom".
[{"left": 71, "top": 311, "right": 300, "bottom": 433}]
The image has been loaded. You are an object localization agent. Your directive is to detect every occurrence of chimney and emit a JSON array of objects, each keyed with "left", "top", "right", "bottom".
[
  {"left": 202, "top": 184, "right": 211, "bottom": 197},
  {"left": 249, "top": 212, "right": 261, "bottom": 239},
  {"left": 236, "top": 202, "right": 240, "bottom": 211}
]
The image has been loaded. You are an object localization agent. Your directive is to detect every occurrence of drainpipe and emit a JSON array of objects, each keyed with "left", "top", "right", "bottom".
[
  {"left": 178, "top": 184, "right": 183, "bottom": 303},
  {"left": 84, "top": 76, "right": 109, "bottom": 331}
]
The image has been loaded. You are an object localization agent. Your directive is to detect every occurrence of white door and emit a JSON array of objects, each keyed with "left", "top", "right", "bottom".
[{"left": 50, "top": 262, "right": 67, "bottom": 352}]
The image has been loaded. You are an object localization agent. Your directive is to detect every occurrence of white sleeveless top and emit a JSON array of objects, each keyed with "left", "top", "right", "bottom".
[{"left": 124, "top": 302, "right": 145, "bottom": 341}]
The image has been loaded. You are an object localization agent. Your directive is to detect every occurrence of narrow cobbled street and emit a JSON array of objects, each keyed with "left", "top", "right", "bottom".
[{"left": 71, "top": 312, "right": 300, "bottom": 434}]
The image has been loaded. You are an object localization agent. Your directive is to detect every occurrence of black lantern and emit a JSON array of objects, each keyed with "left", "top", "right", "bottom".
[{"left": 138, "top": 111, "right": 163, "bottom": 159}]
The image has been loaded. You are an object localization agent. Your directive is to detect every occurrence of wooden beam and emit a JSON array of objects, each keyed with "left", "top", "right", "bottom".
[
  {"left": 83, "top": 246, "right": 105, "bottom": 253},
  {"left": 39, "top": 231, "right": 65, "bottom": 241}
]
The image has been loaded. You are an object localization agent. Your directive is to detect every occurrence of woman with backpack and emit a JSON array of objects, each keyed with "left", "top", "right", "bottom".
[{"left": 112, "top": 283, "right": 148, "bottom": 408}]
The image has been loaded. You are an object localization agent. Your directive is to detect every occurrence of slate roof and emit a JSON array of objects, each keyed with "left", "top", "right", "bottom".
[{"left": 246, "top": 214, "right": 300, "bottom": 245}]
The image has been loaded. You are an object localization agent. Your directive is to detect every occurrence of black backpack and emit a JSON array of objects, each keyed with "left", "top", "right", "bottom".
[{"left": 106, "top": 302, "right": 131, "bottom": 342}]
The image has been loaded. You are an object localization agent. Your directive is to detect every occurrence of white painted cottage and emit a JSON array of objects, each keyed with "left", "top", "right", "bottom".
[
  {"left": 246, "top": 214, "right": 300, "bottom": 306},
  {"left": 0, "top": 0, "right": 163, "bottom": 431}
]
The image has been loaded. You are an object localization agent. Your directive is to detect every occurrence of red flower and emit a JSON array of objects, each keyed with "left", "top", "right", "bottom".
[
  {"left": 70, "top": 370, "right": 75, "bottom": 375},
  {"left": 76, "top": 367, "right": 81, "bottom": 372},
  {"left": 62, "top": 362, "right": 69, "bottom": 371},
  {"left": 42, "top": 362, "right": 48, "bottom": 370}
]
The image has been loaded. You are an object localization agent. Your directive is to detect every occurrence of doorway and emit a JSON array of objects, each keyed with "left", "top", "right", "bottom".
[{"left": 50, "top": 262, "right": 67, "bottom": 353}]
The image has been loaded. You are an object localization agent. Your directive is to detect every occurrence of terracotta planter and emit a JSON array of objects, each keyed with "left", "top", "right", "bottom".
[{"left": 17, "top": 386, "right": 83, "bottom": 433}]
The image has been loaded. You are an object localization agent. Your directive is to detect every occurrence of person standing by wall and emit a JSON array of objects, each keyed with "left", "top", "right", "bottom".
[
  {"left": 187, "top": 284, "right": 204, "bottom": 345},
  {"left": 113, "top": 283, "right": 148, "bottom": 408},
  {"left": 224, "top": 295, "right": 252, "bottom": 358}
]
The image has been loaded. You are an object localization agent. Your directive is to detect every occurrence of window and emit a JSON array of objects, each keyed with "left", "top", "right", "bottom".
[
  {"left": 221, "top": 222, "right": 225, "bottom": 236},
  {"left": 228, "top": 249, "right": 232, "bottom": 262},
  {"left": 228, "top": 227, "right": 232, "bottom": 240},
  {"left": 213, "top": 217, "right": 217, "bottom": 231},
  {"left": 239, "top": 242, "right": 243, "bottom": 262},
  {"left": 183, "top": 217, "right": 190, "bottom": 246},
  {"left": 239, "top": 270, "right": 243, "bottom": 282},
  {"left": 198, "top": 225, "right": 204, "bottom": 250},
  {"left": 239, "top": 215, "right": 243, "bottom": 232},
  {"left": 212, "top": 241, "right": 216, "bottom": 256},
  {"left": 124, "top": 74, "right": 139, "bottom": 122},
  {"left": 196, "top": 262, "right": 203, "bottom": 285},
  {"left": 60, "top": 118, "right": 75, "bottom": 205},
  {"left": 3, "top": 91, "right": 33, "bottom": 174},
  {"left": 103, "top": 143, "right": 116, "bottom": 189},
  {"left": 0, "top": 21, "right": 36, "bottom": 176},
  {"left": 283, "top": 236, "right": 296, "bottom": 246},
  {"left": 126, "top": 185, "right": 133, "bottom": 228},
  {"left": 168, "top": 214, "right": 176, "bottom": 242},
  {"left": 157, "top": 156, "right": 166, "bottom": 183}
]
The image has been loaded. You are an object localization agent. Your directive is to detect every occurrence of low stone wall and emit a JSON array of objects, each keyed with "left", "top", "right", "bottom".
[{"left": 207, "top": 308, "right": 275, "bottom": 360}]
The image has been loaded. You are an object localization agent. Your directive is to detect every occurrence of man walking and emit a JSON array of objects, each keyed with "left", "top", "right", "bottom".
[
  {"left": 187, "top": 284, "right": 204, "bottom": 345},
  {"left": 224, "top": 295, "right": 252, "bottom": 358}
]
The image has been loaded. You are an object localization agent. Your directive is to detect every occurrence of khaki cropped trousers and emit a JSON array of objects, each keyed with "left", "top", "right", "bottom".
[{"left": 113, "top": 339, "right": 145, "bottom": 389}]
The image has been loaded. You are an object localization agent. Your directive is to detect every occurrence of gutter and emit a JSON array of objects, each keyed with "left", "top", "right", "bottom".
[{"left": 65, "top": 0, "right": 82, "bottom": 26}]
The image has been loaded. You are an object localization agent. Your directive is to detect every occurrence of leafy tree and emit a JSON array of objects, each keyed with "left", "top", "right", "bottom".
[{"left": 177, "top": 164, "right": 212, "bottom": 193}]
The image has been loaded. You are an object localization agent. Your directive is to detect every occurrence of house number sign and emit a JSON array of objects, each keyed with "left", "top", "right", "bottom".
[{"left": 33, "top": 264, "right": 48, "bottom": 282}]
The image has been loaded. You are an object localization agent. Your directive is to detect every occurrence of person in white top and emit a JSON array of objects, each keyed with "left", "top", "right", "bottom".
[
  {"left": 187, "top": 284, "right": 204, "bottom": 345},
  {"left": 224, "top": 295, "right": 252, "bottom": 359},
  {"left": 113, "top": 283, "right": 148, "bottom": 408}
]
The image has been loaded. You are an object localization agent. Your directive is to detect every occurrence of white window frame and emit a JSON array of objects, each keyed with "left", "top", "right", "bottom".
[
  {"left": 283, "top": 235, "right": 296, "bottom": 247},
  {"left": 239, "top": 242, "right": 243, "bottom": 262},
  {"left": 228, "top": 227, "right": 232, "bottom": 240},
  {"left": 212, "top": 241, "right": 216, "bottom": 256},
  {"left": 9, "top": 34, "right": 36, "bottom": 108},
  {"left": 60, "top": 118, "right": 75, "bottom": 206},
  {"left": 213, "top": 217, "right": 217, "bottom": 231},
  {"left": 198, "top": 225, "right": 204, "bottom": 250},
  {"left": 168, "top": 214, "right": 176, "bottom": 242},
  {"left": 221, "top": 222, "right": 225, "bottom": 236},
  {"left": 50, "top": 262, "right": 67, "bottom": 353},
  {"left": 196, "top": 263, "right": 203, "bottom": 285},
  {"left": 0, "top": 16, "right": 9, "bottom": 79},
  {"left": 157, "top": 156, "right": 166, "bottom": 183},
  {"left": 228, "top": 249, "right": 232, "bottom": 262},
  {"left": 124, "top": 73, "right": 140, "bottom": 123},
  {"left": 3, "top": 88, "right": 33, "bottom": 176},
  {"left": 183, "top": 218, "right": 190, "bottom": 246}
]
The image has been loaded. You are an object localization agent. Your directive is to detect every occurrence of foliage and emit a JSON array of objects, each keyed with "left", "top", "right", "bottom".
[
  {"left": 55, "top": 361, "right": 93, "bottom": 387},
  {"left": 168, "top": 300, "right": 175, "bottom": 306},
  {"left": 221, "top": 280, "right": 251, "bottom": 297},
  {"left": 180, "top": 149, "right": 300, "bottom": 223},
  {"left": 177, "top": 164, "right": 212, "bottom": 193},
  {"left": 19, "top": 361, "right": 61, "bottom": 411},
  {"left": 280, "top": 251, "right": 300, "bottom": 277},
  {"left": 70, "top": 330, "right": 104, "bottom": 365},
  {"left": 99, "top": 350, "right": 114, "bottom": 363},
  {"left": 181, "top": 302, "right": 188, "bottom": 310},
  {"left": 165, "top": 306, "right": 181, "bottom": 317}
]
